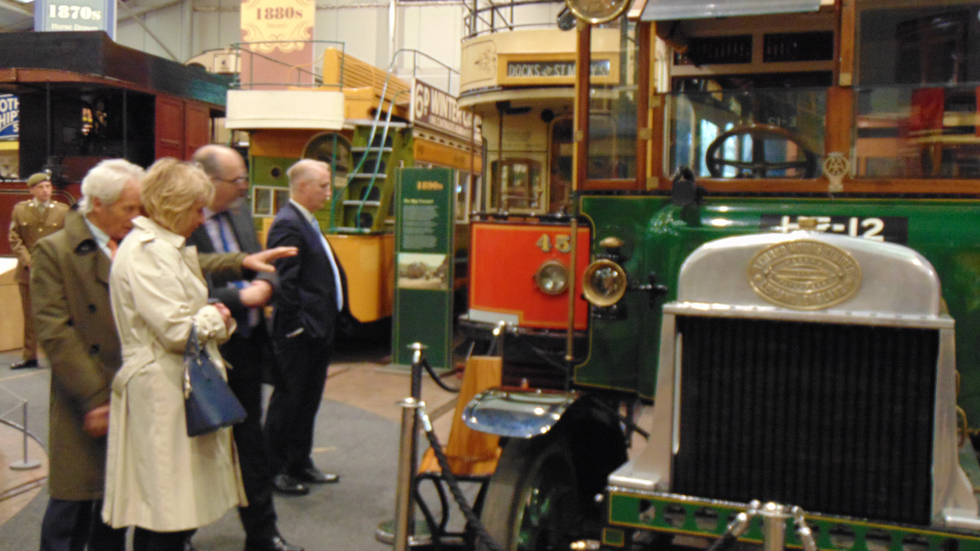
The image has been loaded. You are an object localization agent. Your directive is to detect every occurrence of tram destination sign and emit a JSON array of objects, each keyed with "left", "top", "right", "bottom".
[
  {"left": 35, "top": 0, "right": 116, "bottom": 38},
  {"left": 498, "top": 54, "right": 618, "bottom": 85},
  {"left": 506, "top": 59, "right": 611, "bottom": 78}
]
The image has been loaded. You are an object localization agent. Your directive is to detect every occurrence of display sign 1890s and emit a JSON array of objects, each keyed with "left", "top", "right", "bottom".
[{"left": 392, "top": 168, "right": 456, "bottom": 370}]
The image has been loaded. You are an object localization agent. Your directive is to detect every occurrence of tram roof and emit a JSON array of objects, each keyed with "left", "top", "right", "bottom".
[{"left": 0, "top": 31, "right": 230, "bottom": 110}]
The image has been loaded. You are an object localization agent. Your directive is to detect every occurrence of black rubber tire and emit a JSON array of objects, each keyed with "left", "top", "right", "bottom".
[{"left": 478, "top": 436, "right": 580, "bottom": 551}]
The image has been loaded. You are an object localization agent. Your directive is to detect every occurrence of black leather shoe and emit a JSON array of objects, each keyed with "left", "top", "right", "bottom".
[
  {"left": 11, "top": 359, "right": 38, "bottom": 369},
  {"left": 272, "top": 474, "right": 310, "bottom": 495},
  {"left": 289, "top": 466, "right": 339, "bottom": 484},
  {"left": 244, "top": 535, "right": 304, "bottom": 551}
]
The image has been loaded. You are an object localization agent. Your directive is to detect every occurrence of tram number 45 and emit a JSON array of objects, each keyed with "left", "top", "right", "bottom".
[
  {"left": 760, "top": 214, "right": 909, "bottom": 244},
  {"left": 536, "top": 234, "right": 572, "bottom": 253}
]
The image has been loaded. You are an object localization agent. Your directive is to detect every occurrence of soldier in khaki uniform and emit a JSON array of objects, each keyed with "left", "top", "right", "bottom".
[{"left": 8, "top": 172, "right": 69, "bottom": 369}]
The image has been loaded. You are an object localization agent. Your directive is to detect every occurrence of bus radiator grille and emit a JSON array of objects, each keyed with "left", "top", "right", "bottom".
[{"left": 671, "top": 316, "right": 938, "bottom": 526}]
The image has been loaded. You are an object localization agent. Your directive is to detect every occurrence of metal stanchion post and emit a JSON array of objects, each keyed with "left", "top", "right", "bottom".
[
  {"left": 375, "top": 343, "right": 431, "bottom": 547},
  {"left": 11, "top": 401, "right": 40, "bottom": 471},
  {"left": 394, "top": 397, "right": 421, "bottom": 551}
]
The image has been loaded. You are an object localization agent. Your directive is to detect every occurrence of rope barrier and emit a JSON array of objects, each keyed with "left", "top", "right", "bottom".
[{"left": 418, "top": 407, "right": 507, "bottom": 551}]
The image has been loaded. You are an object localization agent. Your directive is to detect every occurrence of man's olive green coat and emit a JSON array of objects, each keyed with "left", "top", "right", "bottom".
[{"left": 31, "top": 210, "right": 246, "bottom": 500}]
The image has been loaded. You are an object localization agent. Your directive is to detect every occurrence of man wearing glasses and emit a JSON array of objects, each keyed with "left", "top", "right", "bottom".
[{"left": 188, "top": 145, "right": 302, "bottom": 551}]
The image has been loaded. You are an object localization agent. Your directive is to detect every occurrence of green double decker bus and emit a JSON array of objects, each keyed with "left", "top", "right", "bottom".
[{"left": 457, "top": 2, "right": 980, "bottom": 551}]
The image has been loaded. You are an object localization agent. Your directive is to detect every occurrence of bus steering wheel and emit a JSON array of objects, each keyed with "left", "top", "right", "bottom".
[{"left": 704, "top": 124, "right": 819, "bottom": 179}]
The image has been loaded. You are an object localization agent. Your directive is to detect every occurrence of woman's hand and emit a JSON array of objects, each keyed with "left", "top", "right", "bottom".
[
  {"left": 243, "top": 247, "right": 298, "bottom": 273},
  {"left": 213, "top": 302, "right": 234, "bottom": 331},
  {"left": 83, "top": 403, "right": 110, "bottom": 437}
]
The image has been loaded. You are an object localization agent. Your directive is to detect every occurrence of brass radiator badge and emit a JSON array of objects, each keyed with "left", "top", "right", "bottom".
[{"left": 748, "top": 240, "right": 862, "bottom": 310}]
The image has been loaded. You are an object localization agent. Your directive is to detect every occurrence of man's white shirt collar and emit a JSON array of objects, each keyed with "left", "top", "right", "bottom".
[
  {"left": 290, "top": 199, "right": 317, "bottom": 226},
  {"left": 83, "top": 216, "right": 113, "bottom": 258}
]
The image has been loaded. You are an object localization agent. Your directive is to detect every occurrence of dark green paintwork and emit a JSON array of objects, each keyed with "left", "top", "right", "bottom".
[
  {"left": 577, "top": 194, "right": 980, "bottom": 426},
  {"left": 607, "top": 492, "right": 980, "bottom": 551},
  {"left": 602, "top": 528, "right": 626, "bottom": 547},
  {"left": 392, "top": 168, "right": 456, "bottom": 369}
]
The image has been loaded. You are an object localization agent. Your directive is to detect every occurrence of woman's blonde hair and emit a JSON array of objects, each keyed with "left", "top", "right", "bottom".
[{"left": 141, "top": 158, "right": 215, "bottom": 233}]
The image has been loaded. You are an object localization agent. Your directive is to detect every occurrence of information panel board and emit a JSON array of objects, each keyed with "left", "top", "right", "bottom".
[
  {"left": 35, "top": 0, "right": 115, "bottom": 38},
  {"left": 392, "top": 168, "right": 455, "bottom": 369}
]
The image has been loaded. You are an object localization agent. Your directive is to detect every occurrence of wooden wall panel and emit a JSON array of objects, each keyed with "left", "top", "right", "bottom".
[
  {"left": 184, "top": 103, "right": 211, "bottom": 161},
  {"left": 155, "top": 96, "right": 184, "bottom": 160}
]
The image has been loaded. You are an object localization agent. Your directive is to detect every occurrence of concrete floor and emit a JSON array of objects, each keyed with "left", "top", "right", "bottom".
[{"left": 0, "top": 338, "right": 465, "bottom": 551}]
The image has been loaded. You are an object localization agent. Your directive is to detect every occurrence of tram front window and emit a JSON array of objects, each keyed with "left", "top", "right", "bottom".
[
  {"left": 667, "top": 89, "right": 827, "bottom": 179},
  {"left": 490, "top": 158, "right": 543, "bottom": 213},
  {"left": 587, "top": 18, "right": 638, "bottom": 182}
]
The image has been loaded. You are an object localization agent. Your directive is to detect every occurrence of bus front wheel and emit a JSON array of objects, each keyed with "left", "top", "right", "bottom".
[{"left": 477, "top": 436, "right": 580, "bottom": 551}]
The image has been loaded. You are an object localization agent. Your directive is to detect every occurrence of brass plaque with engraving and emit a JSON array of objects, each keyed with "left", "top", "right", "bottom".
[{"left": 748, "top": 240, "right": 862, "bottom": 310}]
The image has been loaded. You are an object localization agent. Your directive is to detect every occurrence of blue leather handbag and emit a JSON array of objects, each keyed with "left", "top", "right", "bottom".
[{"left": 182, "top": 325, "right": 247, "bottom": 437}]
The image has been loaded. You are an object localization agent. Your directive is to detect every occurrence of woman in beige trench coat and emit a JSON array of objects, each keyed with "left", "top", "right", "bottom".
[{"left": 102, "top": 159, "right": 288, "bottom": 551}]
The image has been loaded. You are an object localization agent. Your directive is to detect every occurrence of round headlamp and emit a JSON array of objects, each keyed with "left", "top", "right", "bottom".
[
  {"left": 534, "top": 260, "right": 569, "bottom": 295},
  {"left": 582, "top": 259, "right": 627, "bottom": 307}
]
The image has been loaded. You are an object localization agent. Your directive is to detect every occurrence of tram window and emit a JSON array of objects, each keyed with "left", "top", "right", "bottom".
[
  {"left": 668, "top": 88, "right": 826, "bottom": 179},
  {"left": 587, "top": 18, "right": 638, "bottom": 182},
  {"left": 302, "top": 133, "right": 352, "bottom": 187},
  {"left": 455, "top": 172, "right": 470, "bottom": 223},
  {"left": 490, "top": 159, "right": 543, "bottom": 213},
  {"left": 470, "top": 174, "right": 482, "bottom": 214},
  {"left": 252, "top": 186, "right": 290, "bottom": 218},
  {"left": 549, "top": 117, "right": 573, "bottom": 214}
]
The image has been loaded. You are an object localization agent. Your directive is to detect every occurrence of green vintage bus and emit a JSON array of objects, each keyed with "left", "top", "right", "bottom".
[{"left": 458, "top": 1, "right": 980, "bottom": 551}]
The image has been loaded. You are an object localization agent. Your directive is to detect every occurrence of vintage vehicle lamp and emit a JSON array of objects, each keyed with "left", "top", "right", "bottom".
[{"left": 565, "top": 0, "right": 631, "bottom": 24}]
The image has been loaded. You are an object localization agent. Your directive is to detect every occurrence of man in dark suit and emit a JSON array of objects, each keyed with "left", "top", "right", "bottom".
[
  {"left": 264, "top": 159, "right": 347, "bottom": 495},
  {"left": 188, "top": 145, "right": 302, "bottom": 551}
]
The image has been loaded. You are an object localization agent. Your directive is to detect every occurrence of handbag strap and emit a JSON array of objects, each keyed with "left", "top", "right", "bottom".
[
  {"left": 184, "top": 324, "right": 202, "bottom": 356},
  {"left": 182, "top": 324, "right": 213, "bottom": 399}
]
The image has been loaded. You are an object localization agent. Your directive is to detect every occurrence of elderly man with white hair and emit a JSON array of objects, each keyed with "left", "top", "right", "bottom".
[{"left": 30, "top": 159, "right": 286, "bottom": 551}]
